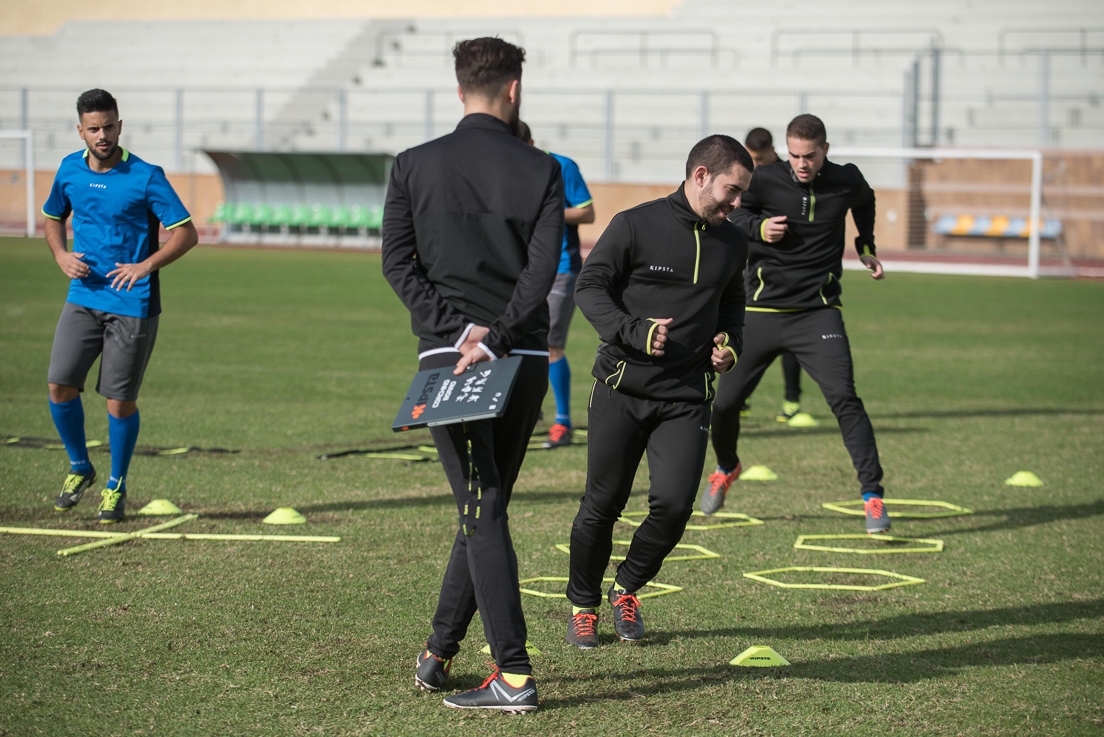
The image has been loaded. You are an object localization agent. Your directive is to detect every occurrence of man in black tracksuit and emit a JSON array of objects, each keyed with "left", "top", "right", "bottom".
[
  {"left": 702, "top": 113, "right": 890, "bottom": 535},
  {"left": 563, "top": 136, "right": 753, "bottom": 649},
  {"left": 381, "top": 38, "right": 562, "bottom": 712}
]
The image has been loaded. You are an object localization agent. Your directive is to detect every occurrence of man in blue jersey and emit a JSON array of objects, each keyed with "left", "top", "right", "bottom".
[
  {"left": 43, "top": 89, "right": 198, "bottom": 523},
  {"left": 517, "top": 122, "right": 595, "bottom": 449}
]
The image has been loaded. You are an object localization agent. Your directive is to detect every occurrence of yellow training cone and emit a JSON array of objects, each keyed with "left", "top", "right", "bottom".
[
  {"left": 1004, "top": 471, "right": 1043, "bottom": 487},
  {"left": 739, "top": 465, "right": 778, "bottom": 481},
  {"left": 137, "top": 499, "right": 183, "bottom": 516},
  {"left": 263, "top": 507, "right": 307, "bottom": 525},
  {"left": 787, "top": 413, "right": 819, "bottom": 428},
  {"left": 730, "top": 646, "right": 790, "bottom": 667}
]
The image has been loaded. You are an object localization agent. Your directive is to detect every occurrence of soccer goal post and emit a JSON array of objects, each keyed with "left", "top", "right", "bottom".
[
  {"left": 829, "top": 147, "right": 1049, "bottom": 280},
  {"left": 0, "top": 130, "right": 36, "bottom": 238}
]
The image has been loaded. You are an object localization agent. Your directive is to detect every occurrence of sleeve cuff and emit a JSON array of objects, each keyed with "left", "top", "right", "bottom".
[
  {"left": 476, "top": 342, "right": 497, "bottom": 361},
  {"left": 454, "top": 323, "right": 476, "bottom": 349},
  {"left": 42, "top": 209, "right": 62, "bottom": 221},
  {"left": 165, "top": 216, "right": 193, "bottom": 230},
  {"left": 759, "top": 219, "right": 768, "bottom": 241},
  {"left": 645, "top": 319, "right": 660, "bottom": 356}
]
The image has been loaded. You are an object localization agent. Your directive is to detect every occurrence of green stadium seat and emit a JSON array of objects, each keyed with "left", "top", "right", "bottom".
[
  {"left": 327, "top": 205, "right": 353, "bottom": 231},
  {"left": 307, "top": 204, "right": 329, "bottom": 230},
  {"left": 351, "top": 205, "right": 384, "bottom": 232},
  {"left": 270, "top": 204, "right": 293, "bottom": 228},
  {"left": 227, "top": 203, "right": 254, "bottom": 225},
  {"left": 247, "top": 203, "right": 274, "bottom": 228},
  {"left": 208, "top": 201, "right": 231, "bottom": 223},
  {"left": 289, "top": 204, "right": 311, "bottom": 230}
]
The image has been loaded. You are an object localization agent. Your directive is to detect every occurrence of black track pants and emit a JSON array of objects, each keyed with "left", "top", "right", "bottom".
[
  {"left": 566, "top": 384, "right": 711, "bottom": 607},
  {"left": 712, "top": 309, "right": 884, "bottom": 496},
  {"left": 781, "top": 351, "right": 802, "bottom": 403},
  {"left": 421, "top": 352, "right": 547, "bottom": 675}
]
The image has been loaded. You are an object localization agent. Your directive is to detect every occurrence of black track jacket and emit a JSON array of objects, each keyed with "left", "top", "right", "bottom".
[
  {"left": 382, "top": 113, "right": 564, "bottom": 356},
  {"left": 729, "top": 159, "right": 876, "bottom": 310},
  {"left": 575, "top": 184, "right": 747, "bottom": 404}
]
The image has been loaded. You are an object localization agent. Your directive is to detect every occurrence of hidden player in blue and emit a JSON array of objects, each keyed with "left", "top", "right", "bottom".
[{"left": 43, "top": 88, "right": 198, "bottom": 523}]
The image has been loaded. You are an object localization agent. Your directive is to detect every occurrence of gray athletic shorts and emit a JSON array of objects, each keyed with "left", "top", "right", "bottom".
[
  {"left": 48, "top": 302, "right": 159, "bottom": 402},
  {"left": 547, "top": 271, "right": 577, "bottom": 348}
]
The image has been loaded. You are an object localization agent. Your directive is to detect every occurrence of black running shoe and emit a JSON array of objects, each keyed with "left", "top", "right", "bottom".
[
  {"left": 97, "top": 485, "right": 126, "bottom": 524},
  {"left": 607, "top": 584, "right": 644, "bottom": 642},
  {"left": 54, "top": 467, "right": 96, "bottom": 511},
  {"left": 565, "top": 610, "right": 598, "bottom": 650},
  {"left": 414, "top": 648, "right": 452, "bottom": 691},
  {"left": 442, "top": 668, "right": 537, "bottom": 713}
]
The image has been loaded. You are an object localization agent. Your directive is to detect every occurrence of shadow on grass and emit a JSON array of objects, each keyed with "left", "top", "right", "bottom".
[
  {"left": 741, "top": 425, "right": 927, "bottom": 439},
  {"left": 294, "top": 489, "right": 584, "bottom": 514},
  {"left": 651, "top": 598, "right": 1104, "bottom": 646},
  {"left": 876, "top": 407, "right": 1104, "bottom": 421},
  {"left": 537, "top": 631, "right": 1102, "bottom": 703},
  {"left": 934, "top": 499, "right": 1104, "bottom": 536}
]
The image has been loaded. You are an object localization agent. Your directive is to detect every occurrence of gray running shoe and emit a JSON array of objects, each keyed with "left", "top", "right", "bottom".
[
  {"left": 565, "top": 610, "right": 598, "bottom": 649},
  {"left": 607, "top": 584, "right": 644, "bottom": 642},
  {"left": 414, "top": 648, "right": 451, "bottom": 691},
  {"left": 442, "top": 669, "right": 537, "bottom": 713},
  {"left": 865, "top": 496, "right": 891, "bottom": 534},
  {"left": 700, "top": 463, "right": 741, "bottom": 516},
  {"left": 54, "top": 467, "right": 96, "bottom": 511}
]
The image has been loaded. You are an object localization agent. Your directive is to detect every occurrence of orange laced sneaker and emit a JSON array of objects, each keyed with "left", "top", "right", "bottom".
[{"left": 700, "top": 463, "right": 742, "bottom": 515}]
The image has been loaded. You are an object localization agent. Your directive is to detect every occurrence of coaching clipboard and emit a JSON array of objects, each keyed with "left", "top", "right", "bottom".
[{"left": 392, "top": 355, "right": 523, "bottom": 432}]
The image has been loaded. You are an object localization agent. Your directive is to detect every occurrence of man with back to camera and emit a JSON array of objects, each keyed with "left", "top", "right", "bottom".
[
  {"left": 701, "top": 114, "right": 890, "bottom": 535},
  {"left": 516, "top": 121, "right": 596, "bottom": 449},
  {"left": 563, "top": 135, "right": 751, "bottom": 649},
  {"left": 741, "top": 127, "right": 805, "bottom": 424},
  {"left": 381, "top": 38, "right": 563, "bottom": 712},
  {"left": 44, "top": 88, "right": 198, "bottom": 523}
]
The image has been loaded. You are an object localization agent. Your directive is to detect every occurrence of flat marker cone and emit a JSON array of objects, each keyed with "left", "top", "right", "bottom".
[
  {"left": 739, "top": 465, "right": 779, "bottom": 481},
  {"left": 137, "top": 499, "right": 183, "bottom": 516},
  {"left": 730, "top": 646, "right": 790, "bottom": 667},
  {"left": 1004, "top": 471, "right": 1043, "bottom": 487},
  {"left": 787, "top": 412, "right": 819, "bottom": 428},
  {"left": 263, "top": 507, "right": 307, "bottom": 525}
]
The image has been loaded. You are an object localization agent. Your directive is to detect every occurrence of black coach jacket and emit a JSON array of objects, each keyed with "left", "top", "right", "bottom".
[
  {"left": 575, "top": 184, "right": 747, "bottom": 404},
  {"left": 729, "top": 158, "right": 876, "bottom": 311},
  {"left": 381, "top": 113, "right": 564, "bottom": 357}
]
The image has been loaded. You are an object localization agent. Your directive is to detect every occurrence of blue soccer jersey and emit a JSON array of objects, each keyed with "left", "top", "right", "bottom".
[
  {"left": 550, "top": 153, "right": 593, "bottom": 274},
  {"left": 43, "top": 149, "right": 191, "bottom": 318}
]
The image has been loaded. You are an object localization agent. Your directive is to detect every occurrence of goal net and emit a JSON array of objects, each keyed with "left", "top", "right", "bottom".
[
  {"left": 828, "top": 146, "right": 1070, "bottom": 279},
  {"left": 0, "top": 130, "right": 36, "bottom": 238}
]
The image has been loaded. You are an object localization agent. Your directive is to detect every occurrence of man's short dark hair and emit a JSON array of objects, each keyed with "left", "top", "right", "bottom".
[
  {"left": 76, "top": 89, "right": 118, "bottom": 119},
  {"left": 516, "top": 120, "right": 532, "bottom": 143},
  {"left": 453, "top": 37, "right": 526, "bottom": 98},
  {"left": 685, "top": 134, "right": 753, "bottom": 179},
  {"left": 744, "top": 127, "right": 774, "bottom": 152},
  {"left": 786, "top": 114, "right": 827, "bottom": 145}
]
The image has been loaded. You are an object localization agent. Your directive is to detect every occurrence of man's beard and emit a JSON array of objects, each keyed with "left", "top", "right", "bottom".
[
  {"left": 697, "top": 188, "right": 728, "bottom": 227},
  {"left": 87, "top": 142, "right": 118, "bottom": 161}
]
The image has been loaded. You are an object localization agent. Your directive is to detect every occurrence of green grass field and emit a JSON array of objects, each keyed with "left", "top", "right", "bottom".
[{"left": 2, "top": 238, "right": 1103, "bottom": 736}]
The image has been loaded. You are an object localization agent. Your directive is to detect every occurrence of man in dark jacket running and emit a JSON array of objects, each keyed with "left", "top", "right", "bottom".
[
  {"left": 382, "top": 37, "right": 563, "bottom": 712},
  {"left": 702, "top": 114, "right": 890, "bottom": 535},
  {"left": 564, "top": 135, "right": 752, "bottom": 649}
]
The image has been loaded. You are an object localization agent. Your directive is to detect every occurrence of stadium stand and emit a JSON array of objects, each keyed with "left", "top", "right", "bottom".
[{"left": 0, "top": 0, "right": 1101, "bottom": 258}]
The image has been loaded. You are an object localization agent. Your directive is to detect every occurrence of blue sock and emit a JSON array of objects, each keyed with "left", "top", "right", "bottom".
[
  {"left": 108, "top": 411, "right": 140, "bottom": 492},
  {"left": 49, "top": 397, "right": 91, "bottom": 474},
  {"left": 549, "top": 357, "right": 571, "bottom": 428},
  {"left": 863, "top": 492, "right": 881, "bottom": 502}
]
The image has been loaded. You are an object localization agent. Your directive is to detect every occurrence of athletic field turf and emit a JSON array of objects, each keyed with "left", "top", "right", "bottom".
[{"left": 1, "top": 238, "right": 1102, "bottom": 735}]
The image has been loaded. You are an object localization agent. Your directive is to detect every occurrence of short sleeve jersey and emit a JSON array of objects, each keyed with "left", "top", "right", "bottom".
[
  {"left": 550, "top": 153, "right": 593, "bottom": 274},
  {"left": 43, "top": 148, "right": 191, "bottom": 318}
]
